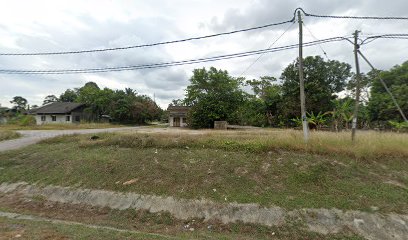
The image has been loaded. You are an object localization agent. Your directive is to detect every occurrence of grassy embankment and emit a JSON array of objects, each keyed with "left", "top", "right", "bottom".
[
  {"left": 0, "top": 129, "right": 407, "bottom": 214},
  {"left": 0, "top": 130, "right": 20, "bottom": 141}
]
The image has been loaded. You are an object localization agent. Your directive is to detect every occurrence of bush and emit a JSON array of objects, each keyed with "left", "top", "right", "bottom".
[{"left": 8, "top": 115, "right": 36, "bottom": 126}]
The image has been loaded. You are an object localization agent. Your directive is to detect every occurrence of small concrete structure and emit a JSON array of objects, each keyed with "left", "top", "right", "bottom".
[
  {"left": 214, "top": 121, "right": 228, "bottom": 130},
  {"left": 167, "top": 106, "right": 190, "bottom": 127},
  {"left": 32, "top": 102, "right": 86, "bottom": 125}
]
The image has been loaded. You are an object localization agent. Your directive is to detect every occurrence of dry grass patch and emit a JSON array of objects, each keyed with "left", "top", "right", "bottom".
[
  {"left": 55, "top": 129, "right": 408, "bottom": 160},
  {"left": 0, "top": 130, "right": 20, "bottom": 141}
]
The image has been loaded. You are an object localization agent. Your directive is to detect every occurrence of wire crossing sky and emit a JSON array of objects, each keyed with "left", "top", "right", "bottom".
[
  {"left": 0, "top": 8, "right": 406, "bottom": 56},
  {"left": 0, "top": 0, "right": 407, "bottom": 108}
]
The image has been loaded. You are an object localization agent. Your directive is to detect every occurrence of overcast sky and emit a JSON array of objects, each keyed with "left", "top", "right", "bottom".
[{"left": 0, "top": 0, "right": 407, "bottom": 108}]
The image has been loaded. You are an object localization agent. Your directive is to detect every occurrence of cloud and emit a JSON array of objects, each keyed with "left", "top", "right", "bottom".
[{"left": 0, "top": 0, "right": 407, "bottom": 109}]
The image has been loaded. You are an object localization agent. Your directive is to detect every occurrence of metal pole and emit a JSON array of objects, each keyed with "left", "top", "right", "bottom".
[
  {"left": 358, "top": 50, "right": 408, "bottom": 122},
  {"left": 298, "top": 10, "right": 309, "bottom": 142},
  {"left": 351, "top": 30, "right": 361, "bottom": 141}
]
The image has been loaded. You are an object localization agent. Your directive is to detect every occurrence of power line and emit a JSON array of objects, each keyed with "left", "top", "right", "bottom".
[
  {"left": 1, "top": 8, "right": 407, "bottom": 57},
  {"left": 360, "top": 33, "right": 408, "bottom": 45},
  {"left": 238, "top": 22, "right": 295, "bottom": 78},
  {"left": 300, "top": 9, "right": 408, "bottom": 20},
  {"left": 0, "top": 19, "right": 295, "bottom": 56},
  {"left": 0, "top": 37, "right": 349, "bottom": 75},
  {"left": 302, "top": 21, "right": 330, "bottom": 60}
]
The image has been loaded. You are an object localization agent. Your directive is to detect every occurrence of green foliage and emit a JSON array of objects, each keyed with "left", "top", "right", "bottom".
[
  {"left": 388, "top": 121, "right": 408, "bottom": 132},
  {"left": 60, "top": 82, "right": 162, "bottom": 124},
  {"left": 10, "top": 96, "right": 28, "bottom": 112},
  {"left": 42, "top": 95, "right": 58, "bottom": 105},
  {"left": 185, "top": 67, "right": 245, "bottom": 128},
  {"left": 280, "top": 56, "right": 351, "bottom": 123},
  {"left": 8, "top": 114, "right": 36, "bottom": 126},
  {"left": 233, "top": 97, "right": 268, "bottom": 127},
  {"left": 307, "top": 111, "right": 329, "bottom": 129},
  {"left": 59, "top": 89, "right": 78, "bottom": 102},
  {"left": 368, "top": 61, "right": 408, "bottom": 122}
]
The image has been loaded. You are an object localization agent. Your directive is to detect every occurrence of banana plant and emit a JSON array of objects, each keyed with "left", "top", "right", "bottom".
[{"left": 307, "top": 111, "right": 329, "bottom": 130}]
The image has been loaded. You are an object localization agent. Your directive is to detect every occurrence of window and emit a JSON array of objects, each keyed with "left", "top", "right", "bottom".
[
  {"left": 66, "top": 115, "right": 71, "bottom": 122},
  {"left": 41, "top": 116, "right": 46, "bottom": 121},
  {"left": 182, "top": 117, "right": 187, "bottom": 123},
  {"left": 75, "top": 116, "right": 80, "bottom": 122},
  {"left": 51, "top": 116, "right": 56, "bottom": 122}
]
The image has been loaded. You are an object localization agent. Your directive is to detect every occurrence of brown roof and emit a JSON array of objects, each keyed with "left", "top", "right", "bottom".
[
  {"left": 167, "top": 106, "right": 190, "bottom": 112},
  {"left": 34, "top": 102, "right": 85, "bottom": 114}
]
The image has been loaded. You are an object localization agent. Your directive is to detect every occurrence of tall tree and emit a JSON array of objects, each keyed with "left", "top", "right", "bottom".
[
  {"left": 185, "top": 67, "right": 245, "bottom": 128},
  {"left": 59, "top": 89, "right": 78, "bottom": 102},
  {"left": 246, "top": 76, "right": 282, "bottom": 126},
  {"left": 43, "top": 95, "right": 58, "bottom": 105},
  {"left": 10, "top": 96, "right": 28, "bottom": 112},
  {"left": 368, "top": 61, "right": 408, "bottom": 122},
  {"left": 280, "top": 56, "right": 351, "bottom": 124}
]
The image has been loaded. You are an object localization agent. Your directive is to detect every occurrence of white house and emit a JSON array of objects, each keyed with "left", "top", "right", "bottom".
[
  {"left": 167, "top": 106, "right": 189, "bottom": 127},
  {"left": 33, "top": 102, "right": 86, "bottom": 125}
]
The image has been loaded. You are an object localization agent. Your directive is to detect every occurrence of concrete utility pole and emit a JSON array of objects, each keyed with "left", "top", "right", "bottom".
[
  {"left": 351, "top": 30, "right": 361, "bottom": 142},
  {"left": 298, "top": 10, "right": 309, "bottom": 142}
]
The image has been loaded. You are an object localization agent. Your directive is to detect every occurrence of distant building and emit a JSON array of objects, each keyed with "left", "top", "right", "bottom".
[
  {"left": 167, "top": 106, "right": 190, "bottom": 127},
  {"left": 32, "top": 102, "right": 86, "bottom": 125}
]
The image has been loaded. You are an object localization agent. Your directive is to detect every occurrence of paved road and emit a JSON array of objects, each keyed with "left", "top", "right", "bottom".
[{"left": 0, "top": 127, "right": 139, "bottom": 152}]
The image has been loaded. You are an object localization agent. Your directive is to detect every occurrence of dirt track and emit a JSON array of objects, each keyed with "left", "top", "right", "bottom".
[{"left": 0, "top": 127, "right": 140, "bottom": 152}]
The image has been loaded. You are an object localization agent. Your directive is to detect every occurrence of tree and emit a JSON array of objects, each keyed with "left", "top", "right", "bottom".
[
  {"left": 169, "top": 99, "right": 185, "bottom": 107},
  {"left": 280, "top": 56, "right": 351, "bottom": 125},
  {"left": 59, "top": 89, "right": 78, "bottom": 102},
  {"left": 185, "top": 67, "right": 245, "bottom": 128},
  {"left": 245, "top": 76, "right": 282, "bottom": 126},
  {"left": 10, "top": 96, "right": 28, "bottom": 112},
  {"left": 368, "top": 61, "right": 408, "bottom": 123},
  {"left": 43, "top": 95, "right": 58, "bottom": 105}
]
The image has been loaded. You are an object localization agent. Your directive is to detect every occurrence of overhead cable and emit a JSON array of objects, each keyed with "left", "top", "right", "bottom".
[
  {"left": 0, "top": 18, "right": 295, "bottom": 56},
  {"left": 0, "top": 37, "right": 349, "bottom": 75}
]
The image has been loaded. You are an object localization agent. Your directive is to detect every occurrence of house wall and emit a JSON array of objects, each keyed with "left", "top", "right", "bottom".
[
  {"left": 35, "top": 114, "right": 73, "bottom": 125},
  {"left": 168, "top": 116, "right": 187, "bottom": 127},
  {"left": 169, "top": 116, "right": 174, "bottom": 127}
]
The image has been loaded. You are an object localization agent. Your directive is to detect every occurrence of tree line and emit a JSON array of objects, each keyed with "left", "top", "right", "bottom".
[
  {"left": 172, "top": 56, "right": 408, "bottom": 131},
  {"left": 5, "top": 82, "right": 162, "bottom": 124}
]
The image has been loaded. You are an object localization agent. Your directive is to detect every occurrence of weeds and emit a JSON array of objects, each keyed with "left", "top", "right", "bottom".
[{"left": 0, "top": 130, "right": 20, "bottom": 141}]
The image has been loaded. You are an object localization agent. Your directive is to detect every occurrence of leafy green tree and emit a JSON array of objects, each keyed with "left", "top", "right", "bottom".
[
  {"left": 185, "top": 67, "right": 245, "bottom": 128},
  {"left": 368, "top": 61, "right": 408, "bottom": 122},
  {"left": 10, "top": 96, "right": 28, "bottom": 112},
  {"left": 246, "top": 76, "right": 282, "bottom": 126},
  {"left": 169, "top": 99, "right": 185, "bottom": 107},
  {"left": 280, "top": 56, "right": 351, "bottom": 125},
  {"left": 42, "top": 95, "right": 58, "bottom": 105},
  {"left": 59, "top": 89, "right": 78, "bottom": 102}
]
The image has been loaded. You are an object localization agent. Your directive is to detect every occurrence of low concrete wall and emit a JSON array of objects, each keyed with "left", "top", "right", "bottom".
[
  {"left": 214, "top": 121, "right": 228, "bottom": 130},
  {"left": 1, "top": 182, "right": 407, "bottom": 240}
]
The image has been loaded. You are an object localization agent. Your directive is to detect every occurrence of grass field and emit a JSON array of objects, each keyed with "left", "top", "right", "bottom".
[
  {"left": 0, "top": 129, "right": 407, "bottom": 214},
  {"left": 0, "top": 122, "right": 128, "bottom": 130},
  {"left": 0, "top": 130, "right": 20, "bottom": 141}
]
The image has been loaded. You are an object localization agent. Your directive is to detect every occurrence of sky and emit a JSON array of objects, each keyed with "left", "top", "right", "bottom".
[{"left": 0, "top": 0, "right": 407, "bottom": 109}]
